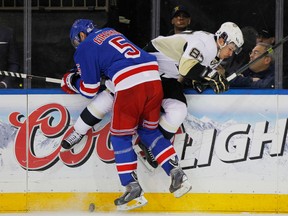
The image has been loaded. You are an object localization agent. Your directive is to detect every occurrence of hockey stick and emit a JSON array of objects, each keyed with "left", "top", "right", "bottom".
[
  {"left": 226, "top": 34, "right": 288, "bottom": 82},
  {"left": 0, "top": 70, "right": 62, "bottom": 84}
]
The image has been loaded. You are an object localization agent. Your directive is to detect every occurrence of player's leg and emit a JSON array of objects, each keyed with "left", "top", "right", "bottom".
[
  {"left": 138, "top": 78, "right": 187, "bottom": 169},
  {"left": 60, "top": 90, "right": 113, "bottom": 152},
  {"left": 138, "top": 126, "right": 192, "bottom": 197},
  {"left": 110, "top": 87, "right": 149, "bottom": 210},
  {"left": 159, "top": 98, "right": 187, "bottom": 139},
  {"left": 138, "top": 80, "right": 192, "bottom": 197},
  {"left": 110, "top": 135, "right": 147, "bottom": 210},
  {"left": 159, "top": 77, "right": 188, "bottom": 139}
]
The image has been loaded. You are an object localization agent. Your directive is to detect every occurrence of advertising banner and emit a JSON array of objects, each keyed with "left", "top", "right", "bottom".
[{"left": 0, "top": 91, "right": 288, "bottom": 212}]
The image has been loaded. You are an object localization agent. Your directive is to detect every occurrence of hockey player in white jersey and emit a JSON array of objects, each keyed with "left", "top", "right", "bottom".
[
  {"left": 139, "top": 21, "right": 244, "bottom": 164},
  {"left": 147, "top": 21, "right": 244, "bottom": 91},
  {"left": 61, "top": 21, "right": 243, "bottom": 176}
]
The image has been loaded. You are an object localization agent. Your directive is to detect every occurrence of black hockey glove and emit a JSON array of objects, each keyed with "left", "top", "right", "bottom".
[
  {"left": 204, "top": 71, "right": 229, "bottom": 94},
  {"left": 191, "top": 80, "right": 206, "bottom": 94},
  {"left": 182, "top": 67, "right": 229, "bottom": 94},
  {"left": 182, "top": 77, "right": 206, "bottom": 94}
]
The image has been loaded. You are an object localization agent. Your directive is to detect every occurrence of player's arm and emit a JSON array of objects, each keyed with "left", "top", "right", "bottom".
[
  {"left": 61, "top": 69, "right": 101, "bottom": 98},
  {"left": 178, "top": 56, "right": 229, "bottom": 94},
  {"left": 178, "top": 56, "right": 206, "bottom": 81},
  {"left": 63, "top": 45, "right": 103, "bottom": 98},
  {"left": 61, "top": 69, "right": 80, "bottom": 94}
]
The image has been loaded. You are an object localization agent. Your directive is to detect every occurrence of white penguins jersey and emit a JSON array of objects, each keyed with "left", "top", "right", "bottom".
[{"left": 150, "top": 31, "right": 222, "bottom": 79}]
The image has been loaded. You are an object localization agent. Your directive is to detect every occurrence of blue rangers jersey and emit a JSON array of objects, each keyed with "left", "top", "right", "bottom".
[{"left": 73, "top": 27, "right": 160, "bottom": 98}]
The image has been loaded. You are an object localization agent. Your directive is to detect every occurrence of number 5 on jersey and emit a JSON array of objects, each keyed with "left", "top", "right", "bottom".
[{"left": 109, "top": 36, "right": 140, "bottom": 58}]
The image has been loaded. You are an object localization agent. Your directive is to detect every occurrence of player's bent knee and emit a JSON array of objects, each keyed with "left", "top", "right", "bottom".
[
  {"left": 88, "top": 90, "right": 113, "bottom": 119},
  {"left": 160, "top": 101, "right": 187, "bottom": 133}
]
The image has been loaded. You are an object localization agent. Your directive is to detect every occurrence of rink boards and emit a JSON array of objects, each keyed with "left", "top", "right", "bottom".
[{"left": 0, "top": 89, "right": 288, "bottom": 213}]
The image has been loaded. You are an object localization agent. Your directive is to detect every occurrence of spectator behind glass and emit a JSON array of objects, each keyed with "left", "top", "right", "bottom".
[
  {"left": 257, "top": 28, "right": 275, "bottom": 45},
  {"left": 229, "top": 42, "right": 275, "bottom": 88},
  {"left": 222, "top": 26, "right": 258, "bottom": 76},
  {"left": 167, "top": 5, "right": 191, "bottom": 36},
  {"left": 0, "top": 25, "right": 21, "bottom": 88}
]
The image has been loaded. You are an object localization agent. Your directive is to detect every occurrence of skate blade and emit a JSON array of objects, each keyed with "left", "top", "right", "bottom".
[
  {"left": 133, "top": 145, "right": 155, "bottom": 172},
  {"left": 173, "top": 180, "right": 192, "bottom": 198},
  {"left": 60, "top": 147, "right": 70, "bottom": 153},
  {"left": 116, "top": 196, "right": 148, "bottom": 211},
  {"left": 60, "top": 146, "right": 77, "bottom": 153}
]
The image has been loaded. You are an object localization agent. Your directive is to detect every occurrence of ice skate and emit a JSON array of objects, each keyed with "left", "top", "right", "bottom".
[
  {"left": 133, "top": 144, "right": 156, "bottom": 172},
  {"left": 60, "top": 130, "right": 84, "bottom": 152},
  {"left": 138, "top": 142, "right": 158, "bottom": 168},
  {"left": 114, "top": 181, "right": 148, "bottom": 211},
  {"left": 169, "top": 166, "right": 192, "bottom": 198}
]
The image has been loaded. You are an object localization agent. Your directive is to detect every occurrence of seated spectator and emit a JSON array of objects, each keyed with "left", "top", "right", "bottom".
[
  {"left": 0, "top": 25, "right": 21, "bottom": 88},
  {"left": 229, "top": 42, "right": 275, "bottom": 88},
  {"left": 222, "top": 26, "right": 258, "bottom": 76},
  {"left": 167, "top": 5, "right": 191, "bottom": 35},
  {"left": 256, "top": 28, "right": 275, "bottom": 45}
]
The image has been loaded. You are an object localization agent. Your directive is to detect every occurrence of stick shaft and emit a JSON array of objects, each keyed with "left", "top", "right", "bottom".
[
  {"left": 227, "top": 34, "right": 288, "bottom": 82},
  {"left": 0, "top": 71, "right": 62, "bottom": 84}
]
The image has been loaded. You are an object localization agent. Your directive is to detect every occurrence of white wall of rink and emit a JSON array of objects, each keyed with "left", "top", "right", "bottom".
[{"left": 0, "top": 89, "right": 288, "bottom": 213}]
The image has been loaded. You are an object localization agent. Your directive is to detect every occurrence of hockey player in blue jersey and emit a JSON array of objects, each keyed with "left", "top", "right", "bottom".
[
  {"left": 61, "top": 20, "right": 243, "bottom": 174},
  {"left": 61, "top": 19, "right": 192, "bottom": 210}
]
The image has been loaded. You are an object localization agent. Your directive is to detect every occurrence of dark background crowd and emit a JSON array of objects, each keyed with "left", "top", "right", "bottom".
[{"left": 0, "top": 0, "right": 287, "bottom": 89}]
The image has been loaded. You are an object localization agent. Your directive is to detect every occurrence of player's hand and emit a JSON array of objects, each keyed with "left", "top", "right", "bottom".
[
  {"left": 68, "top": 66, "right": 78, "bottom": 73},
  {"left": 181, "top": 77, "right": 207, "bottom": 94},
  {"left": 204, "top": 70, "right": 229, "bottom": 94},
  {"left": 191, "top": 80, "right": 206, "bottom": 94},
  {"left": 61, "top": 72, "right": 80, "bottom": 94}
]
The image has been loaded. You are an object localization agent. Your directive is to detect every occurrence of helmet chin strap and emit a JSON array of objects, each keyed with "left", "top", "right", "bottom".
[{"left": 216, "top": 40, "right": 226, "bottom": 58}]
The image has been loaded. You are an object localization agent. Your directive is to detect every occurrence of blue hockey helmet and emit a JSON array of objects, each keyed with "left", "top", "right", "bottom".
[{"left": 70, "top": 19, "right": 96, "bottom": 48}]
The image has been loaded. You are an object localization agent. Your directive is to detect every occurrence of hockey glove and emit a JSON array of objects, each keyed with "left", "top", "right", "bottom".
[
  {"left": 181, "top": 77, "right": 205, "bottom": 94},
  {"left": 204, "top": 71, "right": 229, "bottom": 94},
  {"left": 191, "top": 80, "right": 206, "bottom": 94},
  {"left": 61, "top": 72, "right": 80, "bottom": 94}
]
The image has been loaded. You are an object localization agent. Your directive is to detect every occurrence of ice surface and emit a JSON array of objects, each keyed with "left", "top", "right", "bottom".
[{"left": 1, "top": 211, "right": 288, "bottom": 216}]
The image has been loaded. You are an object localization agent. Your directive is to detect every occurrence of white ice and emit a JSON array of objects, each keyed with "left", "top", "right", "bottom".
[{"left": 1, "top": 212, "right": 288, "bottom": 216}]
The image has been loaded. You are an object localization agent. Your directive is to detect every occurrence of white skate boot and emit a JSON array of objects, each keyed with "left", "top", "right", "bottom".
[
  {"left": 60, "top": 130, "right": 84, "bottom": 152},
  {"left": 114, "top": 181, "right": 148, "bottom": 211}
]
